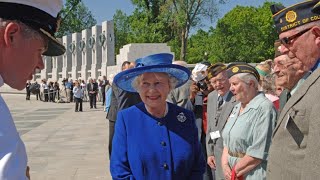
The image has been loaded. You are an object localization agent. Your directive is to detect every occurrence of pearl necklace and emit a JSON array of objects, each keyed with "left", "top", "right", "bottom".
[{"left": 145, "top": 103, "right": 168, "bottom": 118}]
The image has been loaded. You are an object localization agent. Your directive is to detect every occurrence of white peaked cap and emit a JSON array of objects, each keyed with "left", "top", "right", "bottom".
[
  {"left": 0, "top": 0, "right": 66, "bottom": 56},
  {"left": 0, "top": 0, "right": 63, "bottom": 17}
]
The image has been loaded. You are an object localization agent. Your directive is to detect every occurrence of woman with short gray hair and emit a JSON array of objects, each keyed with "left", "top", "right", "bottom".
[{"left": 221, "top": 63, "right": 277, "bottom": 180}]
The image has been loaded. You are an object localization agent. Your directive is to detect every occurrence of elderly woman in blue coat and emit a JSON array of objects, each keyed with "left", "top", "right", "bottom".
[
  {"left": 221, "top": 63, "right": 277, "bottom": 180},
  {"left": 110, "top": 53, "right": 206, "bottom": 180}
]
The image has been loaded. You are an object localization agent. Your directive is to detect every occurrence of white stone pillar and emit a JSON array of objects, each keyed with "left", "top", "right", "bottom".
[
  {"left": 71, "top": 33, "right": 81, "bottom": 80},
  {"left": 80, "top": 29, "right": 92, "bottom": 81},
  {"left": 52, "top": 55, "right": 63, "bottom": 82},
  {"left": 90, "top": 25, "right": 102, "bottom": 79},
  {"left": 62, "top": 35, "right": 72, "bottom": 79},
  {"left": 101, "top": 20, "right": 115, "bottom": 76},
  {"left": 41, "top": 56, "right": 52, "bottom": 80}
]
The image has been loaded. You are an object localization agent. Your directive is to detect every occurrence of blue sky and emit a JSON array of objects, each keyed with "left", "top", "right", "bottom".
[{"left": 81, "top": 0, "right": 301, "bottom": 28}]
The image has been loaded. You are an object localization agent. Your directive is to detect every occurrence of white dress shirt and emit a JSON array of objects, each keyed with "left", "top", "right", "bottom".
[{"left": 0, "top": 75, "right": 28, "bottom": 179}]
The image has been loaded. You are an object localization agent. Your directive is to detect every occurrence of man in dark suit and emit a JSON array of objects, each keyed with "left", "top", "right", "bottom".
[
  {"left": 25, "top": 81, "right": 31, "bottom": 100},
  {"left": 206, "top": 63, "right": 238, "bottom": 180},
  {"left": 107, "top": 61, "right": 142, "bottom": 158},
  {"left": 87, "top": 78, "right": 98, "bottom": 109},
  {"left": 267, "top": 2, "right": 320, "bottom": 179},
  {"left": 101, "top": 75, "right": 107, "bottom": 106}
]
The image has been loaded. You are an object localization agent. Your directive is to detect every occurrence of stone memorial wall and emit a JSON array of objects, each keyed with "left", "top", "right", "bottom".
[{"left": 33, "top": 20, "right": 173, "bottom": 83}]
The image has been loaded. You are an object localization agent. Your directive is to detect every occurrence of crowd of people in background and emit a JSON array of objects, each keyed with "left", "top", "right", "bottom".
[
  {"left": 12, "top": 0, "right": 320, "bottom": 179},
  {"left": 25, "top": 76, "right": 110, "bottom": 113}
]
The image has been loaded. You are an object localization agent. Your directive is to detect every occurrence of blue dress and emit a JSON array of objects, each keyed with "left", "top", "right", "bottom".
[{"left": 110, "top": 102, "right": 205, "bottom": 180}]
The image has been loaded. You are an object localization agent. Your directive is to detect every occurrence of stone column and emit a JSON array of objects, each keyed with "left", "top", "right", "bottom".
[
  {"left": 41, "top": 56, "right": 52, "bottom": 80},
  {"left": 71, "top": 33, "right": 81, "bottom": 80},
  {"left": 101, "top": 20, "right": 115, "bottom": 76},
  {"left": 52, "top": 55, "right": 63, "bottom": 82},
  {"left": 62, "top": 35, "right": 72, "bottom": 79},
  {"left": 80, "top": 29, "right": 92, "bottom": 81},
  {"left": 90, "top": 25, "right": 102, "bottom": 79}
]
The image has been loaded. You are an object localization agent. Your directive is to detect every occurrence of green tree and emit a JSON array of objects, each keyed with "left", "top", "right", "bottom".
[
  {"left": 114, "top": 1, "right": 175, "bottom": 55},
  {"left": 210, "top": 2, "right": 278, "bottom": 63},
  {"left": 56, "top": 0, "right": 97, "bottom": 38},
  {"left": 127, "top": 0, "right": 225, "bottom": 61},
  {"left": 162, "top": 0, "right": 226, "bottom": 61},
  {"left": 113, "top": 10, "right": 130, "bottom": 54},
  {"left": 187, "top": 29, "right": 210, "bottom": 64}
]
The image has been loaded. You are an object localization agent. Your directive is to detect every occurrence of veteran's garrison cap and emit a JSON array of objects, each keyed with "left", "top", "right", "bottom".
[
  {"left": 207, "top": 63, "right": 226, "bottom": 80},
  {"left": 226, "top": 62, "right": 260, "bottom": 81},
  {"left": 271, "top": 0, "right": 320, "bottom": 33}
]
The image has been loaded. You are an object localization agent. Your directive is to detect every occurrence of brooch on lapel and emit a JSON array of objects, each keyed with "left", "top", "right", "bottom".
[{"left": 177, "top": 112, "right": 186, "bottom": 123}]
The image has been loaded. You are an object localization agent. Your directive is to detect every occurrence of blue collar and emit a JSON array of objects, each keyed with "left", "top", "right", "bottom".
[{"left": 311, "top": 59, "right": 320, "bottom": 72}]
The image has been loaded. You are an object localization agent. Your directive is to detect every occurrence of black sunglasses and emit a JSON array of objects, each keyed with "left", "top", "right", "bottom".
[{"left": 279, "top": 28, "right": 311, "bottom": 45}]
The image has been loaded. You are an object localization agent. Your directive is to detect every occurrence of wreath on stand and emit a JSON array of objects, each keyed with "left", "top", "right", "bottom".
[
  {"left": 79, "top": 40, "right": 86, "bottom": 52},
  {"left": 88, "top": 36, "right": 95, "bottom": 49},
  {"left": 98, "top": 33, "right": 106, "bottom": 47},
  {"left": 68, "top": 42, "right": 76, "bottom": 53}
]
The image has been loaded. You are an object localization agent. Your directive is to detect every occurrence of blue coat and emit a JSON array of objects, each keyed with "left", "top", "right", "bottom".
[{"left": 110, "top": 102, "right": 205, "bottom": 180}]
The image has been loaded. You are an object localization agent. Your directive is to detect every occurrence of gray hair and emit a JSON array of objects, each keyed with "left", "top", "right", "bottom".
[
  {"left": 234, "top": 73, "right": 259, "bottom": 90},
  {"left": 0, "top": 18, "right": 44, "bottom": 41},
  {"left": 132, "top": 73, "right": 178, "bottom": 92}
]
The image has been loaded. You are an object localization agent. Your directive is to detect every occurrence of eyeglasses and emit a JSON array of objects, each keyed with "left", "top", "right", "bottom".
[{"left": 279, "top": 28, "right": 311, "bottom": 45}]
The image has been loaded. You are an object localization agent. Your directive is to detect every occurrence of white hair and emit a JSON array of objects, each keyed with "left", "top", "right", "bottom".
[
  {"left": 132, "top": 73, "right": 178, "bottom": 92},
  {"left": 234, "top": 73, "right": 259, "bottom": 90}
]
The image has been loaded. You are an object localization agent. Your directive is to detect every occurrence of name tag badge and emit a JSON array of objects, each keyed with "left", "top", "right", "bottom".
[{"left": 210, "top": 131, "right": 221, "bottom": 140}]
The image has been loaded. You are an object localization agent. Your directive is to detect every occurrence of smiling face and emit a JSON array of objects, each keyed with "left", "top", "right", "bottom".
[
  {"left": 209, "top": 71, "right": 230, "bottom": 96},
  {"left": 136, "top": 72, "right": 171, "bottom": 110},
  {"left": 273, "top": 54, "right": 307, "bottom": 90},
  {"left": 0, "top": 22, "right": 46, "bottom": 90}
]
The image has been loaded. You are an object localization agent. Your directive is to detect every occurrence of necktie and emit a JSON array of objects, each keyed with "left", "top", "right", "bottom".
[
  {"left": 287, "top": 91, "right": 291, "bottom": 101},
  {"left": 217, "top": 95, "right": 223, "bottom": 108}
]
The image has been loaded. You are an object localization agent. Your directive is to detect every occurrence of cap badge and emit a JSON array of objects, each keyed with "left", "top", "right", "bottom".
[
  {"left": 177, "top": 112, "right": 186, "bottom": 123},
  {"left": 232, "top": 67, "right": 239, "bottom": 73},
  {"left": 285, "top": 10, "right": 297, "bottom": 23}
]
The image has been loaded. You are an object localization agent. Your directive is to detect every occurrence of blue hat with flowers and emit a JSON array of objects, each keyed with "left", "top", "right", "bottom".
[{"left": 113, "top": 53, "right": 191, "bottom": 92}]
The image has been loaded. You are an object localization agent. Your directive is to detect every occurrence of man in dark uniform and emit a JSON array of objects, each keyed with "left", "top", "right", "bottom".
[{"left": 267, "top": 1, "right": 320, "bottom": 179}]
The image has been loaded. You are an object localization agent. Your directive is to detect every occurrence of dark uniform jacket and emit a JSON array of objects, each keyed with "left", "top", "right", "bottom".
[{"left": 267, "top": 68, "right": 320, "bottom": 179}]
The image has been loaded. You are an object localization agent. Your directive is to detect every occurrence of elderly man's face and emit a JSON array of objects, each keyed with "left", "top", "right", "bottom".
[
  {"left": 209, "top": 71, "right": 230, "bottom": 96},
  {"left": 279, "top": 26, "right": 320, "bottom": 70},
  {"left": 273, "top": 54, "right": 308, "bottom": 90}
]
